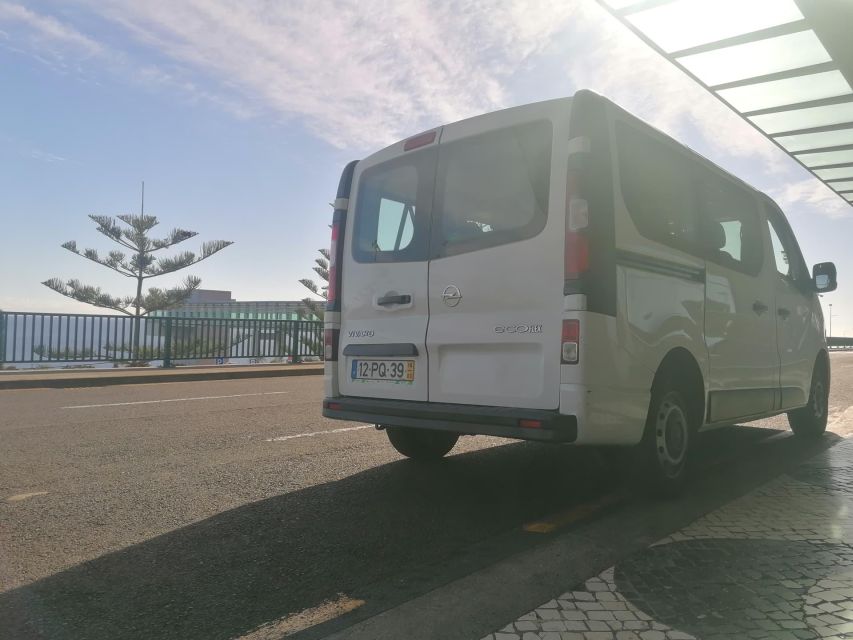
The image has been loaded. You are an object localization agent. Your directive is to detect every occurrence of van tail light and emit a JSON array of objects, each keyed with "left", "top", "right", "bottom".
[
  {"left": 327, "top": 160, "right": 357, "bottom": 314},
  {"left": 327, "top": 217, "right": 342, "bottom": 307},
  {"left": 565, "top": 138, "right": 590, "bottom": 284},
  {"left": 325, "top": 328, "right": 339, "bottom": 361},
  {"left": 562, "top": 319, "right": 580, "bottom": 364}
]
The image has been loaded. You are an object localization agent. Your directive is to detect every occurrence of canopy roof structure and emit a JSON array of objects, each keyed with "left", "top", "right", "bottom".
[{"left": 595, "top": 0, "right": 853, "bottom": 207}]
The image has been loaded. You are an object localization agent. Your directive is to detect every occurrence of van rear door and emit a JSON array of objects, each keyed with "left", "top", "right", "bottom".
[
  {"left": 426, "top": 103, "right": 568, "bottom": 409},
  {"left": 337, "top": 137, "right": 438, "bottom": 401}
]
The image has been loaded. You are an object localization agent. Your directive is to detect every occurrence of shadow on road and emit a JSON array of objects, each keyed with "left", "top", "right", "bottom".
[{"left": 0, "top": 426, "right": 834, "bottom": 640}]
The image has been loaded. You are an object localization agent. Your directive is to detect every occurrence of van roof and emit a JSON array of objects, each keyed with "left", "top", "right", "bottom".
[
  {"left": 358, "top": 90, "right": 785, "bottom": 216},
  {"left": 360, "top": 97, "right": 572, "bottom": 167}
]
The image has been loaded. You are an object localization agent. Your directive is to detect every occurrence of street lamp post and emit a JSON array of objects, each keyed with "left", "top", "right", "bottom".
[{"left": 829, "top": 303, "right": 833, "bottom": 339}]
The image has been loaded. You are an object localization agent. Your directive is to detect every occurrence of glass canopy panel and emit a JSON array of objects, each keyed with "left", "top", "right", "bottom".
[
  {"left": 845, "top": 194, "right": 853, "bottom": 202},
  {"left": 627, "top": 0, "right": 803, "bottom": 53},
  {"left": 718, "top": 71, "right": 851, "bottom": 113},
  {"left": 678, "top": 31, "right": 831, "bottom": 87},
  {"left": 751, "top": 102, "right": 853, "bottom": 135},
  {"left": 827, "top": 181, "right": 853, "bottom": 191},
  {"left": 776, "top": 127, "right": 853, "bottom": 152},
  {"left": 814, "top": 168, "right": 853, "bottom": 180},
  {"left": 797, "top": 149, "right": 853, "bottom": 168}
]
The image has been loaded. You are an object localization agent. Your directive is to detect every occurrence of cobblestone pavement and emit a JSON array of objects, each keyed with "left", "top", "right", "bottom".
[{"left": 482, "top": 438, "right": 853, "bottom": 640}]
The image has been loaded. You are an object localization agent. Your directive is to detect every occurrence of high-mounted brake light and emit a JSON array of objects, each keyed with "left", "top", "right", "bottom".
[
  {"left": 561, "top": 319, "right": 580, "bottom": 364},
  {"left": 404, "top": 130, "right": 437, "bottom": 151}
]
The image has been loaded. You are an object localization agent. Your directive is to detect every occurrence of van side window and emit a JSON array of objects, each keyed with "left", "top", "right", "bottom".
[
  {"left": 765, "top": 202, "right": 809, "bottom": 284},
  {"left": 352, "top": 154, "right": 432, "bottom": 263},
  {"left": 767, "top": 220, "right": 790, "bottom": 277},
  {"left": 695, "top": 173, "right": 763, "bottom": 275},
  {"left": 433, "top": 121, "right": 552, "bottom": 256},
  {"left": 616, "top": 121, "right": 696, "bottom": 253}
]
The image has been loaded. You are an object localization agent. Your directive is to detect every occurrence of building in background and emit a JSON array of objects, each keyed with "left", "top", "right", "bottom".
[{"left": 152, "top": 290, "right": 315, "bottom": 320}]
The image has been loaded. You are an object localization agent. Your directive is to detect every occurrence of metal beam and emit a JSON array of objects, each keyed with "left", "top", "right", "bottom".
[
  {"left": 743, "top": 94, "right": 853, "bottom": 118},
  {"left": 710, "top": 62, "right": 839, "bottom": 92},
  {"left": 806, "top": 161, "right": 853, "bottom": 171},
  {"left": 792, "top": 143, "right": 853, "bottom": 156},
  {"left": 670, "top": 21, "right": 810, "bottom": 59},
  {"left": 769, "top": 120, "right": 853, "bottom": 139},
  {"left": 618, "top": 0, "right": 677, "bottom": 17}
]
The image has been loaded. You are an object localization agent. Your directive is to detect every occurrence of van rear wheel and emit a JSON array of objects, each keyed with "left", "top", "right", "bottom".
[
  {"left": 788, "top": 364, "right": 829, "bottom": 439},
  {"left": 641, "top": 384, "right": 693, "bottom": 495},
  {"left": 385, "top": 426, "right": 459, "bottom": 460}
]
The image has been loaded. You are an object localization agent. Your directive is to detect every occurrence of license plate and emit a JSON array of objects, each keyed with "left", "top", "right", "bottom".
[{"left": 351, "top": 359, "right": 415, "bottom": 382}]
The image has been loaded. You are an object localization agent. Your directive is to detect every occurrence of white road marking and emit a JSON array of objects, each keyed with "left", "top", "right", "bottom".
[
  {"left": 62, "top": 391, "right": 291, "bottom": 409},
  {"left": 266, "top": 424, "right": 373, "bottom": 441},
  {"left": 6, "top": 491, "right": 49, "bottom": 503}
]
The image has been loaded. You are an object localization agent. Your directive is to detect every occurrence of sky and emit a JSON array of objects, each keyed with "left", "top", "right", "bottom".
[{"left": 0, "top": 0, "right": 851, "bottom": 334}]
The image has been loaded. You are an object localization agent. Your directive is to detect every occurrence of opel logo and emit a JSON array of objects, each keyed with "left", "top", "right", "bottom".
[{"left": 442, "top": 285, "right": 462, "bottom": 307}]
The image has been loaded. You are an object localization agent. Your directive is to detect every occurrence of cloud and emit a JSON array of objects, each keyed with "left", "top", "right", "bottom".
[
  {"left": 84, "top": 0, "right": 581, "bottom": 149},
  {"left": 135, "top": 65, "right": 257, "bottom": 120},
  {"left": 29, "top": 148, "right": 66, "bottom": 163},
  {"left": 773, "top": 179, "right": 852, "bottom": 220},
  {"left": 0, "top": 1, "right": 101, "bottom": 57},
  {"left": 3, "top": 0, "right": 848, "bottom": 218}
]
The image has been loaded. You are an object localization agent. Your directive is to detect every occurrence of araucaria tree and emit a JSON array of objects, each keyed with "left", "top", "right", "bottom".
[
  {"left": 43, "top": 211, "right": 232, "bottom": 356},
  {"left": 299, "top": 247, "right": 330, "bottom": 321},
  {"left": 44, "top": 213, "right": 232, "bottom": 315}
]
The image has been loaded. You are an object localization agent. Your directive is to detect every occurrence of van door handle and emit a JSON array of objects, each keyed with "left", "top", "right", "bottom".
[
  {"left": 377, "top": 294, "right": 411, "bottom": 306},
  {"left": 752, "top": 301, "right": 768, "bottom": 315},
  {"left": 778, "top": 307, "right": 791, "bottom": 319}
]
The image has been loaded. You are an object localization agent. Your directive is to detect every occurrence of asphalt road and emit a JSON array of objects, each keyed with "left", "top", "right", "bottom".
[{"left": 3, "top": 353, "right": 853, "bottom": 640}]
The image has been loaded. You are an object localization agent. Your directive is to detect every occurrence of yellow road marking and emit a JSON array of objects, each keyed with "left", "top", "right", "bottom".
[
  {"left": 523, "top": 491, "right": 625, "bottom": 534},
  {"left": 234, "top": 594, "right": 365, "bottom": 639},
  {"left": 6, "top": 491, "right": 49, "bottom": 503}
]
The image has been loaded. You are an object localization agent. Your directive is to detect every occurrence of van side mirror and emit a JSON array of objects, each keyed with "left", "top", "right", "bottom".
[{"left": 813, "top": 262, "right": 837, "bottom": 292}]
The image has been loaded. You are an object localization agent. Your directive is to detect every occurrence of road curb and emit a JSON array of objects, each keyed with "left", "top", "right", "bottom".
[{"left": 0, "top": 366, "right": 323, "bottom": 390}]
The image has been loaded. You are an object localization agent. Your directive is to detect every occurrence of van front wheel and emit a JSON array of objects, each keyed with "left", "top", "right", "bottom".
[
  {"left": 385, "top": 426, "right": 459, "bottom": 461},
  {"left": 642, "top": 386, "right": 693, "bottom": 495},
  {"left": 788, "top": 364, "right": 829, "bottom": 439}
]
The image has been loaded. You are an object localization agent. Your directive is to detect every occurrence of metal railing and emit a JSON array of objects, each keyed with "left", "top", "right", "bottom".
[
  {"left": 828, "top": 336, "right": 853, "bottom": 350},
  {"left": 0, "top": 311, "right": 323, "bottom": 367}
]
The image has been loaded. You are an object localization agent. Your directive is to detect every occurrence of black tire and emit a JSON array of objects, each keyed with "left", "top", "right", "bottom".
[
  {"left": 641, "top": 383, "right": 694, "bottom": 496},
  {"left": 385, "top": 426, "right": 459, "bottom": 460},
  {"left": 788, "top": 362, "right": 829, "bottom": 439}
]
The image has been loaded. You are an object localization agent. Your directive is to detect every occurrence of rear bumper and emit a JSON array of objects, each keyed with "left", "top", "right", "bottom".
[{"left": 322, "top": 397, "right": 577, "bottom": 443}]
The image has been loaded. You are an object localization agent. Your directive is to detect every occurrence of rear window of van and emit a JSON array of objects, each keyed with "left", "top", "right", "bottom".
[
  {"left": 433, "top": 121, "right": 552, "bottom": 257},
  {"left": 351, "top": 150, "right": 434, "bottom": 263},
  {"left": 352, "top": 121, "right": 552, "bottom": 263}
]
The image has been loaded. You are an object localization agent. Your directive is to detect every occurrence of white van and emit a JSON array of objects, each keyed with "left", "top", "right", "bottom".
[{"left": 322, "top": 90, "right": 838, "bottom": 490}]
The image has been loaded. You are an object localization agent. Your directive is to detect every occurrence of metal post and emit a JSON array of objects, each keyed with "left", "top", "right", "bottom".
[
  {"left": 163, "top": 317, "right": 173, "bottom": 368},
  {"left": 290, "top": 320, "right": 300, "bottom": 363},
  {"left": 829, "top": 303, "right": 833, "bottom": 339},
  {"left": 0, "top": 312, "right": 6, "bottom": 364}
]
